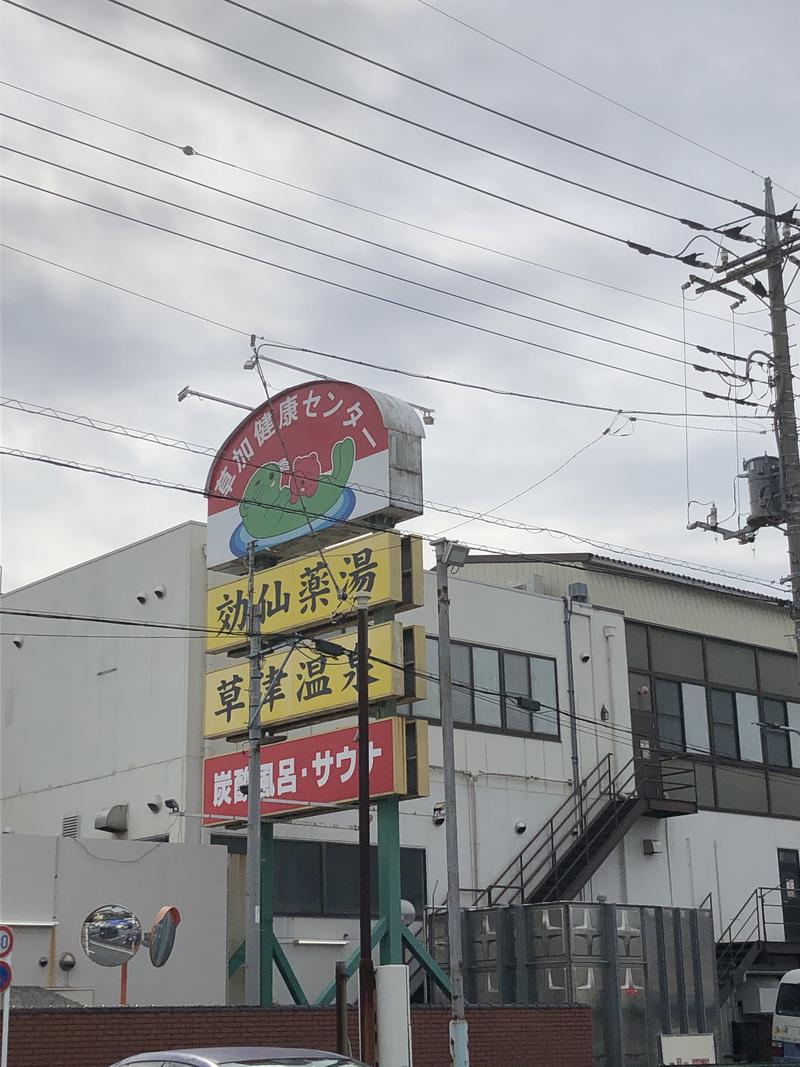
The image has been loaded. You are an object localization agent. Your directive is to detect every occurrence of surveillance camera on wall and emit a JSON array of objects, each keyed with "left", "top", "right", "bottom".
[
  {"left": 514, "top": 820, "right": 527, "bottom": 835},
  {"left": 59, "top": 952, "right": 76, "bottom": 972},
  {"left": 432, "top": 801, "right": 446, "bottom": 827},
  {"left": 136, "top": 592, "right": 148, "bottom": 605},
  {"left": 147, "top": 794, "right": 163, "bottom": 814},
  {"left": 580, "top": 654, "right": 590, "bottom": 663},
  {"left": 12, "top": 638, "right": 24, "bottom": 649},
  {"left": 154, "top": 585, "right": 166, "bottom": 599},
  {"left": 164, "top": 798, "right": 180, "bottom": 813}
]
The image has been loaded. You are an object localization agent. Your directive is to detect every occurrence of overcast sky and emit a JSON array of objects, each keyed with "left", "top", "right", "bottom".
[{"left": 1, "top": 0, "right": 798, "bottom": 595}]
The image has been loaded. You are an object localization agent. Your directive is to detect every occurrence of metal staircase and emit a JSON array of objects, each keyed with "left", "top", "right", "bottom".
[
  {"left": 715, "top": 885, "right": 788, "bottom": 1005},
  {"left": 473, "top": 751, "right": 697, "bottom": 908}
]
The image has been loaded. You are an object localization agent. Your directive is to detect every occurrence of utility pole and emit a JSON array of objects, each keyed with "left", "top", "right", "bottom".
[
  {"left": 764, "top": 179, "right": 800, "bottom": 659},
  {"left": 356, "top": 591, "right": 376, "bottom": 1066},
  {"left": 433, "top": 539, "right": 471, "bottom": 1067},
  {"left": 245, "top": 540, "right": 263, "bottom": 1006},
  {"left": 687, "top": 182, "right": 800, "bottom": 659}
]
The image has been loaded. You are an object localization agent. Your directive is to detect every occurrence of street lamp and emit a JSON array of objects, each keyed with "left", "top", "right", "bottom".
[{"left": 432, "top": 538, "right": 470, "bottom": 1067}]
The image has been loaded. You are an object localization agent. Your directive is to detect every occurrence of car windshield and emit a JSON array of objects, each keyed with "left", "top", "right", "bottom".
[{"left": 776, "top": 981, "right": 800, "bottom": 1018}]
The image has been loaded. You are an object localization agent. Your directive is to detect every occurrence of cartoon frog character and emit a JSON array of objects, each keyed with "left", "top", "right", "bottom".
[{"left": 238, "top": 436, "right": 356, "bottom": 540}]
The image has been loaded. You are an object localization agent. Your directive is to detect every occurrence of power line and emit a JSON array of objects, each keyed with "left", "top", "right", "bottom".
[
  {"left": 413, "top": 0, "right": 800, "bottom": 202},
  {"left": 2, "top": 139, "right": 761, "bottom": 386},
  {"left": 0, "top": 242, "right": 770, "bottom": 422},
  {"left": 0, "top": 79, "right": 771, "bottom": 336},
  {"left": 99, "top": 0, "right": 741, "bottom": 239},
  {"left": 4, "top": 172, "right": 757, "bottom": 401},
  {"left": 2, "top": 113, "right": 755, "bottom": 365},
  {"left": 2, "top": 0, "right": 725, "bottom": 263},
  {"left": 0, "top": 445, "right": 785, "bottom": 592},
  {"left": 223, "top": 0, "right": 771, "bottom": 220}
]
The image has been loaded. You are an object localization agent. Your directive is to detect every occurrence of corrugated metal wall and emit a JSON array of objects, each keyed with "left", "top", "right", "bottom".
[{"left": 461, "top": 561, "right": 793, "bottom": 652}]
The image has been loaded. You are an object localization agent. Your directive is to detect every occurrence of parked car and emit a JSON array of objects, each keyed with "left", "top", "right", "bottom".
[{"left": 111, "top": 1048, "right": 367, "bottom": 1067}]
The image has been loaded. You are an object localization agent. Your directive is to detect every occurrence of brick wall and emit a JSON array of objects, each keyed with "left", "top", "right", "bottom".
[{"left": 3, "top": 1003, "right": 592, "bottom": 1066}]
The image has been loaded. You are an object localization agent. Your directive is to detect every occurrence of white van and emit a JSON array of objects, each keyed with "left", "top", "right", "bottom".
[{"left": 774, "top": 968, "right": 800, "bottom": 1063}]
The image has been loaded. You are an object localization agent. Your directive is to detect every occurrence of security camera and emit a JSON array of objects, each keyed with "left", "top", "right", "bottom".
[
  {"left": 136, "top": 592, "right": 148, "bottom": 605},
  {"left": 514, "top": 820, "right": 527, "bottom": 835},
  {"left": 637, "top": 685, "right": 649, "bottom": 697},
  {"left": 12, "top": 638, "right": 24, "bottom": 649},
  {"left": 59, "top": 952, "right": 76, "bottom": 972},
  {"left": 38, "top": 956, "right": 48, "bottom": 968},
  {"left": 153, "top": 585, "right": 166, "bottom": 599},
  {"left": 147, "top": 794, "right": 163, "bottom": 814},
  {"left": 164, "top": 798, "right": 180, "bottom": 813},
  {"left": 432, "top": 801, "right": 446, "bottom": 827},
  {"left": 580, "top": 654, "right": 590, "bottom": 663}
]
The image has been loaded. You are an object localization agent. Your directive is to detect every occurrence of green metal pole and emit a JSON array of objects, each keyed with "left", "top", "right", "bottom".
[
  {"left": 260, "top": 820, "right": 274, "bottom": 1006},
  {"left": 377, "top": 796, "right": 402, "bottom": 965}
]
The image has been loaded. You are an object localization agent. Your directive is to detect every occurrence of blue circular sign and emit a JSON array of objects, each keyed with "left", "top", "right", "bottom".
[{"left": 0, "top": 959, "right": 12, "bottom": 993}]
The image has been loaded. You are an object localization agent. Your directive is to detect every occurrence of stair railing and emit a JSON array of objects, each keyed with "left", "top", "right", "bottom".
[{"left": 716, "top": 885, "right": 785, "bottom": 994}]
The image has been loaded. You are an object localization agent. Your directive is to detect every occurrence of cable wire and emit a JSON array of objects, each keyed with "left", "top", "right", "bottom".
[
  {"left": 0, "top": 445, "right": 785, "bottom": 592},
  {"left": 1, "top": 0, "right": 729, "bottom": 262},
  {"left": 413, "top": 0, "right": 800, "bottom": 201},
  {"left": 2, "top": 112, "right": 753, "bottom": 364},
  {"left": 221, "top": 0, "right": 767, "bottom": 218},
  {"left": 3, "top": 171, "right": 751, "bottom": 399},
  {"left": 0, "top": 75, "right": 772, "bottom": 335}
]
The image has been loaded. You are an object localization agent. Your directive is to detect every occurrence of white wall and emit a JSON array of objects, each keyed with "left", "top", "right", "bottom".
[
  {"left": 0, "top": 833, "right": 228, "bottom": 1005},
  {"left": 1, "top": 523, "right": 208, "bottom": 842},
  {"left": 591, "top": 809, "right": 800, "bottom": 936}
]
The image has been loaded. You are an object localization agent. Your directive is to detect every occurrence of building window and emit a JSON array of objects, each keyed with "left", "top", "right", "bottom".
[
  {"left": 653, "top": 680, "right": 710, "bottom": 755},
  {"left": 710, "top": 689, "right": 738, "bottom": 759},
  {"left": 654, "top": 679, "right": 684, "bottom": 751},
  {"left": 411, "top": 637, "right": 558, "bottom": 739},
  {"left": 763, "top": 699, "right": 792, "bottom": 767}
]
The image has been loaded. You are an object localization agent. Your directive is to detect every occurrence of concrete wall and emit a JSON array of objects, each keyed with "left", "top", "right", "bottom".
[
  {"left": 1, "top": 522, "right": 208, "bottom": 842},
  {"left": 592, "top": 808, "right": 800, "bottom": 937},
  {"left": 0, "top": 833, "right": 227, "bottom": 1006}
]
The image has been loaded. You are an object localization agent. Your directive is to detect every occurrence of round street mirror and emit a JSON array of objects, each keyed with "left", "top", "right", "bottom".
[
  {"left": 81, "top": 904, "right": 143, "bottom": 968},
  {"left": 148, "top": 906, "right": 181, "bottom": 968}
]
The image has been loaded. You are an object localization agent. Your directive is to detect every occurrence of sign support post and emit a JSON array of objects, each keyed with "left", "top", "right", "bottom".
[
  {"left": 377, "top": 796, "right": 402, "bottom": 965},
  {"left": 245, "top": 540, "right": 263, "bottom": 1007},
  {"left": 260, "top": 820, "right": 274, "bottom": 1006},
  {"left": 1, "top": 987, "right": 9, "bottom": 1067},
  {"left": 356, "top": 591, "right": 377, "bottom": 1065}
]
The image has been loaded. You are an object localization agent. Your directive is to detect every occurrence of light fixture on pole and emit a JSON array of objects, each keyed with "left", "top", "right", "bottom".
[
  {"left": 432, "top": 538, "right": 470, "bottom": 1067},
  {"left": 177, "top": 385, "right": 254, "bottom": 411}
]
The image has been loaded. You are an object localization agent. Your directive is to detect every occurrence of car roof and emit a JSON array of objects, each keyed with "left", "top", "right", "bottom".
[{"left": 116, "top": 1048, "right": 355, "bottom": 1065}]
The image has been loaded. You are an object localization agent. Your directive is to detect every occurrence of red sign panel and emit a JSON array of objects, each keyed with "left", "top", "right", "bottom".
[
  {"left": 202, "top": 718, "right": 404, "bottom": 824},
  {"left": 203, "top": 379, "right": 424, "bottom": 569}
]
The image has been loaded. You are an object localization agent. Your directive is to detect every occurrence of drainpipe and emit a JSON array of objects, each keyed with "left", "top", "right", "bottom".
[
  {"left": 563, "top": 597, "right": 580, "bottom": 793},
  {"left": 603, "top": 625, "right": 617, "bottom": 768}
]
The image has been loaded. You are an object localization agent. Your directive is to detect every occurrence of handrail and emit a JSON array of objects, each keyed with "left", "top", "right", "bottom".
[
  {"left": 716, "top": 885, "right": 787, "bottom": 994},
  {"left": 473, "top": 748, "right": 698, "bottom": 910}
]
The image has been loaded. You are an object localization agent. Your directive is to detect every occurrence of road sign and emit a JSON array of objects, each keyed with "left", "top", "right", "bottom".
[
  {"left": 0, "top": 961, "right": 11, "bottom": 993},
  {"left": 0, "top": 928, "right": 12, "bottom": 959}
]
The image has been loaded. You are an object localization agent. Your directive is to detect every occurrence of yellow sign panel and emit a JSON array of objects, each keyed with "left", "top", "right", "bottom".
[
  {"left": 206, "top": 532, "right": 423, "bottom": 653},
  {"left": 204, "top": 622, "right": 426, "bottom": 738}
]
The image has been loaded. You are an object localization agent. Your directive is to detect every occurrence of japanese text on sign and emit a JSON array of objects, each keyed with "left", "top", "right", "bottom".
[
  {"left": 203, "top": 718, "right": 429, "bottom": 822},
  {"left": 206, "top": 532, "right": 422, "bottom": 653},
  {"left": 203, "top": 622, "right": 425, "bottom": 737}
]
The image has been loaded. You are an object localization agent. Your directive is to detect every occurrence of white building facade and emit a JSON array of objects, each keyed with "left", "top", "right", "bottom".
[{"left": 2, "top": 528, "right": 799, "bottom": 1057}]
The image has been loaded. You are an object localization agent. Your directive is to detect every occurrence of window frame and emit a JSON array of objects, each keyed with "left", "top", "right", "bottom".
[{"left": 410, "top": 635, "right": 560, "bottom": 742}]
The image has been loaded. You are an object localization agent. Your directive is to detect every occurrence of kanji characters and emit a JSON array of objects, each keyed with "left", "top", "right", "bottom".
[
  {"left": 303, "top": 388, "right": 321, "bottom": 418},
  {"left": 311, "top": 748, "right": 333, "bottom": 788},
  {"left": 256, "top": 579, "right": 290, "bottom": 619},
  {"left": 212, "top": 769, "right": 232, "bottom": 807},
  {"left": 254, "top": 411, "right": 276, "bottom": 445},
  {"left": 296, "top": 657, "right": 333, "bottom": 702},
  {"left": 279, "top": 394, "right": 299, "bottom": 429},
  {"left": 214, "top": 466, "right": 236, "bottom": 496},
  {"left": 336, "top": 745, "right": 357, "bottom": 782},
  {"left": 342, "top": 649, "right": 378, "bottom": 693},
  {"left": 260, "top": 762, "right": 276, "bottom": 799},
  {"left": 298, "top": 560, "right": 332, "bottom": 615},
  {"left": 215, "top": 673, "right": 245, "bottom": 722},
  {"left": 233, "top": 766, "right": 249, "bottom": 802},
  {"left": 277, "top": 757, "right": 296, "bottom": 795},
  {"left": 232, "top": 437, "right": 255, "bottom": 473},
  {"left": 261, "top": 663, "right": 288, "bottom": 712},
  {"left": 215, "top": 588, "right": 249, "bottom": 634},
  {"left": 340, "top": 547, "right": 378, "bottom": 596}
]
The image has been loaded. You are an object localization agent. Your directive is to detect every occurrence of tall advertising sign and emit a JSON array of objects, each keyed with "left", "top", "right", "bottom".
[{"left": 204, "top": 380, "right": 425, "bottom": 571}]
